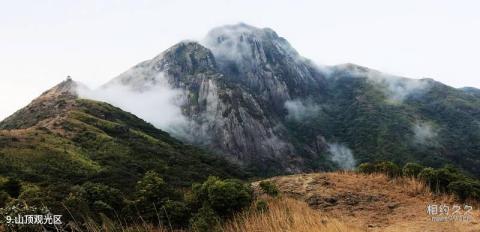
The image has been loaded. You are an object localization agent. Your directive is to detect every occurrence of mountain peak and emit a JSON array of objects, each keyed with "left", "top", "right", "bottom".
[
  {"left": 202, "top": 23, "right": 301, "bottom": 71},
  {"left": 107, "top": 41, "right": 218, "bottom": 90},
  {"left": 159, "top": 41, "right": 217, "bottom": 72},
  {"left": 205, "top": 23, "right": 279, "bottom": 42},
  {"left": 0, "top": 78, "right": 81, "bottom": 130},
  {"left": 38, "top": 77, "right": 79, "bottom": 101}
]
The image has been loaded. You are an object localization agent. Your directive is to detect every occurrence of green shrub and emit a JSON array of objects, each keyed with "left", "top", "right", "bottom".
[
  {"left": 402, "top": 163, "right": 424, "bottom": 178},
  {"left": 63, "top": 190, "right": 90, "bottom": 220},
  {"left": 255, "top": 199, "right": 268, "bottom": 212},
  {"left": 357, "top": 161, "right": 401, "bottom": 178},
  {"left": 0, "top": 178, "right": 21, "bottom": 198},
  {"left": 434, "top": 167, "right": 460, "bottom": 192},
  {"left": 17, "top": 185, "right": 46, "bottom": 207},
  {"left": 358, "top": 162, "right": 480, "bottom": 202},
  {"left": 357, "top": 162, "right": 375, "bottom": 174},
  {"left": 447, "top": 181, "right": 477, "bottom": 201},
  {"left": 136, "top": 171, "right": 176, "bottom": 204},
  {"left": 189, "top": 205, "right": 221, "bottom": 232},
  {"left": 259, "top": 181, "right": 279, "bottom": 197},
  {"left": 418, "top": 165, "right": 480, "bottom": 200},
  {"left": 92, "top": 200, "right": 113, "bottom": 212},
  {"left": 374, "top": 161, "right": 401, "bottom": 178},
  {"left": 69, "top": 182, "right": 124, "bottom": 218},
  {"left": 161, "top": 200, "right": 190, "bottom": 228},
  {"left": 419, "top": 167, "right": 438, "bottom": 189},
  {"left": 190, "top": 176, "right": 253, "bottom": 218},
  {"left": 84, "top": 182, "right": 124, "bottom": 210},
  {"left": 134, "top": 171, "right": 180, "bottom": 225}
]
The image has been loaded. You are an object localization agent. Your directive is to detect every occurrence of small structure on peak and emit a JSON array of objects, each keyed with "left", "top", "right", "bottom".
[{"left": 66, "top": 75, "right": 72, "bottom": 81}]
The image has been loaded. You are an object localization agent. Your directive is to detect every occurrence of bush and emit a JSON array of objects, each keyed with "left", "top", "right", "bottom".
[
  {"left": 419, "top": 167, "right": 438, "bottom": 189},
  {"left": 447, "top": 181, "right": 477, "bottom": 201},
  {"left": 136, "top": 171, "right": 176, "bottom": 204},
  {"left": 434, "top": 167, "right": 460, "bottom": 192},
  {"left": 134, "top": 171, "right": 180, "bottom": 225},
  {"left": 418, "top": 165, "right": 480, "bottom": 200},
  {"left": 0, "top": 178, "right": 21, "bottom": 198},
  {"left": 68, "top": 182, "right": 124, "bottom": 219},
  {"left": 17, "top": 185, "right": 46, "bottom": 207},
  {"left": 352, "top": 162, "right": 480, "bottom": 201},
  {"left": 402, "top": 163, "right": 424, "bottom": 178},
  {"left": 357, "top": 161, "right": 401, "bottom": 178},
  {"left": 189, "top": 205, "right": 221, "bottom": 232},
  {"left": 63, "top": 191, "right": 90, "bottom": 220},
  {"left": 190, "top": 176, "right": 253, "bottom": 218},
  {"left": 418, "top": 166, "right": 462, "bottom": 193},
  {"left": 357, "top": 162, "right": 375, "bottom": 174},
  {"left": 259, "top": 181, "right": 279, "bottom": 197},
  {"left": 374, "top": 161, "right": 401, "bottom": 178},
  {"left": 161, "top": 200, "right": 190, "bottom": 227},
  {"left": 255, "top": 200, "right": 268, "bottom": 212}
]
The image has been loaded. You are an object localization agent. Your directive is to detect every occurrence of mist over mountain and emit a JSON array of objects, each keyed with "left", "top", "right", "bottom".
[{"left": 70, "top": 23, "right": 480, "bottom": 177}]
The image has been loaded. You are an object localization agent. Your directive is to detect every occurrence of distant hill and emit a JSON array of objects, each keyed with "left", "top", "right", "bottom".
[{"left": 461, "top": 87, "right": 480, "bottom": 98}]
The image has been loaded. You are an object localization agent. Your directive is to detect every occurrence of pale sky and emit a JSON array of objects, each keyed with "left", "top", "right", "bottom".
[{"left": 1, "top": 0, "right": 480, "bottom": 120}]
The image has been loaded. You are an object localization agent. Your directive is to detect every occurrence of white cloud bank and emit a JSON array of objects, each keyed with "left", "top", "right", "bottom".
[
  {"left": 412, "top": 121, "right": 438, "bottom": 145},
  {"left": 327, "top": 143, "right": 356, "bottom": 170},
  {"left": 338, "top": 65, "right": 431, "bottom": 103},
  {"left": 284, "top": 99, "right": 321, "bottom": 121},
  {"left": 77, "top": 73, "right": 192, "bottom": 139}
]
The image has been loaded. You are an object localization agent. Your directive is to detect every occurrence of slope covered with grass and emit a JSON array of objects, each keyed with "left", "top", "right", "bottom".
[{"left": 0, "top": 80, "right": 247, "bottom": 224}]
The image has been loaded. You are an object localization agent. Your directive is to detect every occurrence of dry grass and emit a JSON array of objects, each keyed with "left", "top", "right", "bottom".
[
  {"left": 223, "top": 197, "right": 360, "bottom": 232},
  {"left": 256, "top": 172, "right": 480, "bottom": 232}
]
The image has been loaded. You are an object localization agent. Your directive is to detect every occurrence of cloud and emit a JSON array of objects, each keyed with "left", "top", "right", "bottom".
[
  {"left": 369, "top": 75, "right": 430, "bottom": 102},
  {"left": 202, "top": 23, "right": 302, "bottom": 73},
  {"left": 339, "top": 64, "right": 431, "bottom": 102},
  {"left": 327, "top": 143, "right": 356, "bottom": 170},
  {"left": 202, "top": 24, "right": 256, "bottom": 69},
  {"left": 284, "top": 99, "right": 321, "bottom": 121},
  {"left": 76, "top": 72, "right": 192, "bottom": 139},
  {"left": 412, "top": 121, "right": 438, "bottom": 145}
]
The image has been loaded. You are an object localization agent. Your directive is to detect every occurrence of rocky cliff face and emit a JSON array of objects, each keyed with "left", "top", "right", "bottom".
[{"left": 105, "top": 24, "right": 329, "bottom": 174}]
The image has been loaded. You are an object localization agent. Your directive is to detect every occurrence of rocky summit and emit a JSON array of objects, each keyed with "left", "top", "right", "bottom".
[{"left": 105, "top": 24, "right": 328, "bottom": 175}]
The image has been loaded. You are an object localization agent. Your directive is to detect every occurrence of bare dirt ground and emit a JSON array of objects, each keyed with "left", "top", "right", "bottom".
[{"left": 255, "top": 172, "right": 480, "bottom": 232}]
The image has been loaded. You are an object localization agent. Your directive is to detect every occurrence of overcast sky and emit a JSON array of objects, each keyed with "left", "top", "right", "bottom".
[{"left": 1, "top": 0, "right": 480, "bottom": 120}]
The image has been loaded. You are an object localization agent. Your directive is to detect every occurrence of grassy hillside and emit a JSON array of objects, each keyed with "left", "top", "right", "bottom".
[{"left": 0, "top": 99, "right": 245, "bottom": 189}]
